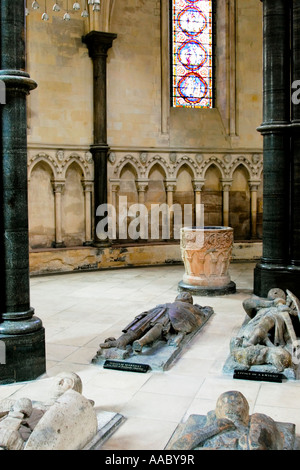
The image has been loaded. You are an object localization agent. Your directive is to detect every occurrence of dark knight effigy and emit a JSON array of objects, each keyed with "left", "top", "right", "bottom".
[{"left": 92, "top": 292, "right": 213, "bottom": 371}]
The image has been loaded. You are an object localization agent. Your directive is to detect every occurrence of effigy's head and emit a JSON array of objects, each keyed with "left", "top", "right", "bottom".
[
  {"left": 52, "top": 371, "right": 83, "bottom": 399},
  {"left": 267, "top": 288, "right": 286, "bottom": 301},
  {"left": 215, "top": 390, "right": 249, "bottom": 425},
  {"left": 175, "top": 292, "right": 193, "bottom": 304}
]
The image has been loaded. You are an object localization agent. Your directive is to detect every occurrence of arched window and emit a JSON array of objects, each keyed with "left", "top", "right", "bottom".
[{"left": 170, "top": 0, "right": 214, "bottom": 108}]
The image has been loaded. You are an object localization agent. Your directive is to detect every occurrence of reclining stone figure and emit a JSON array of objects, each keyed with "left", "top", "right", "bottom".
[
  {"left": 0, "top": 372, "right": 98, "bottom": 450},
  {"left": 95, "top": 292, "right": 213, "bottom": 359},
  {"left": 229, "top": 288, "right": 300, "bottom": 372},
  {"left": 170, "top": 390, "right": 292, "bottom": 450}
]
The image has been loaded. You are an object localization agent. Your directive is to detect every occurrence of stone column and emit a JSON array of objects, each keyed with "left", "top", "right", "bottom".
[
  {"left": 109, "top": 181, "right": 119, "bottom": 240},
  {"left": 193, "top": 180, "right": 205, "bottom": 227},
  {"left": 82, "top": 31, "right": 117, "bottom": 246},
  {"left": 165, "top": 180, "right": 176, "bottom": 239},
  {"left": 52, "top": 181, "right": 65, "bottom": 248},
  {"left": 254, "top": 0, "right": 300, "bottom": 297},
  {"left": 221, "top": 180, "right": 232, "bottom": 227},
  {"left": 166, "top": 181, "right": 176, "bottom": 207},
  {"left": 136, "top": 181, "right": 148, "bottom": 241},
  {"left": 249, "top": 180, "right": 261, "bottom": 239},
  {"left": 0, "top": 0, "right": 45, "bottom": 383},
  {"left": 110, "top": 181, "right": 119, "bottom": 210},
  {"left": 291, "top": 0, "right": 300, "bottom": 268},
  {"left": 137, "top": 181, "right": 148, "bottom": 205},
  {"left": 83, "top": 181, "right": 93, "bottom": 246}
]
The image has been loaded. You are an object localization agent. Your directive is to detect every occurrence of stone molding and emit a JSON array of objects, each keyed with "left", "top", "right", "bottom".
[
  {"left": 27, "top": 147, "right": 94, "bottom": 182},
  {"left": 109, "top": 150, "right": 263, "bottom": 182}
]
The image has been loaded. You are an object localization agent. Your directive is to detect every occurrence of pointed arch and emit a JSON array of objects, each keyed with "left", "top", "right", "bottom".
[
  {"left": 174, "top": 156, "right": 199, "bottom": 179},
  {"left": 28, "top": 154, "right": 57, "bottom": 181},
  {"left": 61, "top": 157, "right": 86, "bottom": 181},
  {"left": 145, "top": 156, "right": 171, "bottom": 179},
  {"left": 202, "top": 163, "right": 223, "bottom": 227},
  {"left": 227, "top": 157, "right": 252, "bottom": 179},
  {"left": 62, "top": 161, "right": 86, "bottom": 246},
  {"left": 200, "top": 157, "right": 227, "bottom": 179},
  {"left": 230, "top": 164, "right": 251, "bottom": 240},
  {"left": 146, "top": 162, "right": 167, "bottom": 207},
  {"left": 113, "top": 155, "right": 144, "bottom": 179},
  {"left": 28, "top": 159, "right": 56, "bottom": 248}
]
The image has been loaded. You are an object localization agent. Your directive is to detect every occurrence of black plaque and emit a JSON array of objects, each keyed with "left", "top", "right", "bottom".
[
  {"left": 103, "top": 360, "right": 150, "bottom": 373},
  {"left": 233, "top": 369, "right": 284, "bottom": 383}
]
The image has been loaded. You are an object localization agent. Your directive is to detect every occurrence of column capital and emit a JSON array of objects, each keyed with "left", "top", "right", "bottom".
[
  {"left": 52, "top": 181, "right": 65, "bottom": 193},
  {"left": 110, "top": 178, "right": 120, "bottom": 190},
  {"left": 221, "top": 179, "right": 233, "bottom": 191},
  {"left": 82, "top": 31, "right": 117, "bottom": 59},
  {"left": 137, "top": 180, "right": 148, "bottom": 192},
  {"left": 82, "top": 181, "right": 94, "bottom": 192},
  {"left": 249, "top": 180, "right": 261, "bottom": 191},
  {"left": 165, "top": 179, "right": 177, "bottom": 191},
  {"left": 193, "top": 179, "right": 205, "bottom": 191}
]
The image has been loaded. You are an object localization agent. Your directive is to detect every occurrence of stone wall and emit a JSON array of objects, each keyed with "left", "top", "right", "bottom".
[
  {"left": 26, "top": 0, "right": 264, "bottom": 254},
  {"left": 29, "top": 242, "right": 262, "bottom": 276}
]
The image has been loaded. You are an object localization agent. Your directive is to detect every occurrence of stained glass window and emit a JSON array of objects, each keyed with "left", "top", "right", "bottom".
[{"left": 171, "top": 0, "right": 214, "bottom": 108}]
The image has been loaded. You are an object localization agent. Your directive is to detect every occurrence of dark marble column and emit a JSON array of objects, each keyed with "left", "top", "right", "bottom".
[
  {"left": 82, "top": 31, "right": 117, "bottom": 246},
  {"left": 254, "top": 0, "right": 300, "bottom": 297},
  {"left": 0, "top": 0, "right": 46, "bottom": 383},
  {"left": 291, "top": 0, "right": 300, "bottom": 267}
]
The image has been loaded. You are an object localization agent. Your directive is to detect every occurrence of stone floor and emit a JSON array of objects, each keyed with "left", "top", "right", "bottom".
[{"left": 1, "top": 262, "right": 300, "bottom": 450}]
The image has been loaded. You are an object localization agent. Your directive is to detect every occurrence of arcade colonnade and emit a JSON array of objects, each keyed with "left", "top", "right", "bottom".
[{"left": 27, "top": 147, "right": 263, "bottom": 248}]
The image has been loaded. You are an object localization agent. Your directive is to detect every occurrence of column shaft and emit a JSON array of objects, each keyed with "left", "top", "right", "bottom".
[
  {"left": 291, "top": 0, "right": 300, "bottom": 265},
  {"left": 193, "top": 181, "right": 204, "bottom": 228},
  {"left": 52, "top": 182, "right": 65, "bottom": 248},
  {"left": 260, "top": 0, "right": 291, "bottom": 264},
  {"left": 83, "top": 183, "right": 93, "bottom": 245},
  {"left": 0, "top": 0, "right": 45, "bottom": 383},
  {"left": 254, "top": 0, "right": 300, "bottom": 297},
  {"left": 166, "top": 181, "right": 176, "bottom": 239},
  {"left": 249, "top": 184, "right": 259, "bottom": 240},
  {"left": 221, "top": 181, "right": 232, "bottom": 228},
  {"left": 82, "top": 31, "right": 117, "bottom": 246}
]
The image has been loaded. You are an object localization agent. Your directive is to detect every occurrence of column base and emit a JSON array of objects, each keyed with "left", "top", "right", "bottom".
[
  {"left": 51, "top": 241, "right": 66, "bottom": 249},
  {"left": 83, "top": 241, "right": 94, "bottom": 247},
  {"left": 0, "top": 328, "right": 46, "bottom": 384},
  {"left": 254, "top": 263, "right": 300, "bottom": 298},
  {"left": 178, "top": 280, "right": 236, "bottom": 297},
  {"left": 92, "top": 239, "right": 112, "bottom": 248}
]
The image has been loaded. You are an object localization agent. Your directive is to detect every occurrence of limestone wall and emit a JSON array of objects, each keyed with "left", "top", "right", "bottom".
[
  {"left": 26, "top": 5, "right": 94, "bottom": 248},
  {"left": 26, "top": 0, "right": 263, "bottom": 252}
]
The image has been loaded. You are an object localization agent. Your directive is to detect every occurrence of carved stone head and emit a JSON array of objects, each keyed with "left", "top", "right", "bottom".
[
  {"left": 175, "top": 292, "right": 193, "bottom": 304},
  {"left": 51, "top": 371, "right": 83, "bottom": 400},
  {"left": 215, "top": 391, "right": 250, "bottom": 426},
  {"left": 267, "top": 288, "right": 286, "bottom": 302}
]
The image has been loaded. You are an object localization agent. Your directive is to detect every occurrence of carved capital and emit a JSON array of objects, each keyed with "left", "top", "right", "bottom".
[
  {"left": 110, "top": 178, "right": 120, "bottom": 193},
  {"left": 52, "top": 181, "right": 65, "bottom": 194},
  {"left": 137, "top": 180, "right": 148, "bottom": 192},
  {"left": 165, "top": 180, "right": 177, "bottom": 192},
  {"left": 249, "top": 180, "right": 261, "bottom": 191},
  {"left": 82, "top": 181, "right": 94, "bottom": 192},
  {"left": 221, "top": 179, "right": 233, "bottom": 191},
  {"left": 82, "top": 31, "right": 117, "bottom": 59},
  {"left": 193, "top": 180, "right": 205, "bottom": 192}
]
